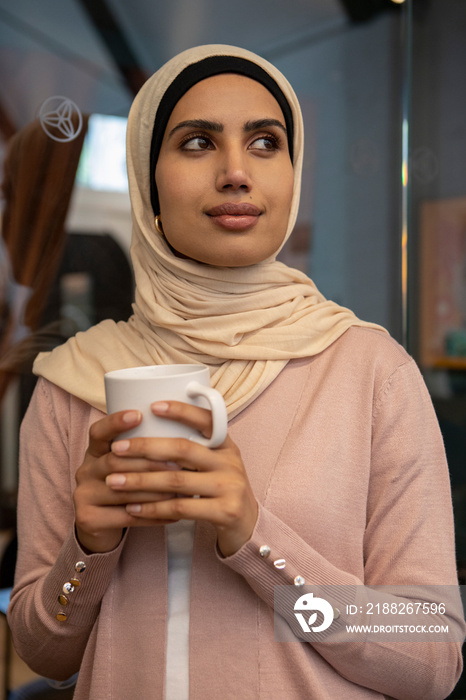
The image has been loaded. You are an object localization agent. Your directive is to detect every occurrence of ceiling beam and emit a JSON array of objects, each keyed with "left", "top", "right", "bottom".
[
  {"left": 77, "top": 0, "right": 148, "bottom": 95},
  {"left": 339, "top": 0, "right": 402, "bottom": 22}
]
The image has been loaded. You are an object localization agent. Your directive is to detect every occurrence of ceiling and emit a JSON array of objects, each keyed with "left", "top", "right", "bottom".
[{"left": 0, "top": 0, "right": 400, "bottom": 136}]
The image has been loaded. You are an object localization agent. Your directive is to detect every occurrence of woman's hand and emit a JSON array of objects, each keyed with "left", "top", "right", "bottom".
[
  {"left": 106, "top": 401, "right": 259, "bottom": 557},
  {"left": 74, "top": 410, "right": 179, "bottom": 554}
]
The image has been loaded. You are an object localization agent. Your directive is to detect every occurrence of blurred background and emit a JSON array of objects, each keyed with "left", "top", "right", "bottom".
[{"left": 0, "top": 0, "right": 465, "bottom": 697}]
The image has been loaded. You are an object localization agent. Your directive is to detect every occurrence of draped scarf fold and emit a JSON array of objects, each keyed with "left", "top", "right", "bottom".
[{"left": 34, "top": 44, "right": 386, "bottom": 419}]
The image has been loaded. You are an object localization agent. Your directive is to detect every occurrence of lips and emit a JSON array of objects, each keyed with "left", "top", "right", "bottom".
[
  {"left": 206, "top": 203, "right": 261, "bottom": 217},
  {"left": 206, "top": 202, "right": 261, "bottom": 231}
]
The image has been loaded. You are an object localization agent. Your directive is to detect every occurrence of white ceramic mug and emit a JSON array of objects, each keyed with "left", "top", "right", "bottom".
[{"left": 104, "top": 364, "right": 227, "bottom": 448}]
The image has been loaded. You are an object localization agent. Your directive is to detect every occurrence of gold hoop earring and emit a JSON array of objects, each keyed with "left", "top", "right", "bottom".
[{"left": 154, "top": 215, "right": 164, "bottom": 236}]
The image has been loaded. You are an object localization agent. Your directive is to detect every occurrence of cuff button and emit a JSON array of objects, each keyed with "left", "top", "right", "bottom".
[{"left": 273, "top": 558, "right": 286, "bottom": 570}]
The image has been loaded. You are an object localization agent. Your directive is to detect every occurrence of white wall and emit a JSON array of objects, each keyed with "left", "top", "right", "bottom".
[{"left": 275, "top": 13, "right": 402, "bottom": 333}]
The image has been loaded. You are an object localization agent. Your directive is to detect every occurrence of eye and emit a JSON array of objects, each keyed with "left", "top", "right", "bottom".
[
  {"left": 180, "top": 135, "right": 213, "bottom": 151},
  {"left": 249, "top": 135, "right": 281, "bottom": 152}
]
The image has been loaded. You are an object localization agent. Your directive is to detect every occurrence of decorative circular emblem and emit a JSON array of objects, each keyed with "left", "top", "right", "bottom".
[{"left": 39, "top": 96, "right": 83, "bottom": 142}]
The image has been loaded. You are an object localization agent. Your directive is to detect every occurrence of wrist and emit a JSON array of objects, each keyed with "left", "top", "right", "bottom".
[
  {"left": 75, "top": 525, "right": 125, "bottom": 555},
  {"left": 217, "top": 503, "right": 258, "bottom": 557}
]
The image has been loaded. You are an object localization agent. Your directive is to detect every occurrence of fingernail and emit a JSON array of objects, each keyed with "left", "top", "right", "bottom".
[
  {"left": 151, "top": 401, "right": 169, "bottom": 413},
  {"left": 106, "top": 474, "right": 126, "bottom": 487},
  {"left": 126, "top": 504, "right": 142, "bottom": 514},
  {"left": 123, "top": 411, "right": 141, "bottom": 424},
  {"left": 112, "top": 440, "right": 130, "bottom": 453}
]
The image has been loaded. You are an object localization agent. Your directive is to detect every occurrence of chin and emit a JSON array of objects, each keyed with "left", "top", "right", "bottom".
[
  {"left": 168, "top": 243, "right": 270, "bottom": 268},
  {"left": 199, "top": 253, "right": 268, "bottom": 268}
]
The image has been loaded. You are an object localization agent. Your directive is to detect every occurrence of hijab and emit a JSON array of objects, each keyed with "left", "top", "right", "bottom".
[{"left": 33, "top": 44, "right": 386, "bottom": 419}]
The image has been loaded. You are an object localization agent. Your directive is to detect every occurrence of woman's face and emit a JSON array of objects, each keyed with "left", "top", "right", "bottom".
[{"left": 155, "top": 73, "right": 294, "bottom": 267}]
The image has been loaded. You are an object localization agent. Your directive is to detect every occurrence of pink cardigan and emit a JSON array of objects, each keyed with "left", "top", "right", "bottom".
[{"left": 8, "top": 328, "right": 465, "bottom": 699}]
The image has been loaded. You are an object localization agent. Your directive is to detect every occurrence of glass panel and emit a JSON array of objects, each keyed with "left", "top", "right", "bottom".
[
  {"left": 5, "top": 1, "right": 465, "bottom": 696},
  {"left": 276, "top": 11, "right": 405, "bottom": 337},
  {"left": 0, "top": 0, "right": 407, "bottom": 510},
  {"left": 408, "top": 1, "right": 466, "bottom": 695}
]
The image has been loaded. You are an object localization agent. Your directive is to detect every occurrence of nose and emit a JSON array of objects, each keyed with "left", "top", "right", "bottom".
[{"left": 215, "top": 145, "right": 252, "bottom": 192}]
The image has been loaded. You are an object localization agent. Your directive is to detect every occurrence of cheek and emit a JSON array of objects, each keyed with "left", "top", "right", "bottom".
[
  {"left": 155, "top": 164, "right": 179, "bottom": 212},
  {"left": 156, "top": 163, "right": 201, "bottom": 220},
  {"left": 265, "top": 157, "right": 293, "bottom": 194},
  {"left": 271, "top": 167, "right": 294, "bottom": 220}
]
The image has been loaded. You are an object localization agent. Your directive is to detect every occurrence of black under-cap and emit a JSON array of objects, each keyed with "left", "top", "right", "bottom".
[{"left": 149, "top": 55, "right": 295, "bottom": 217}]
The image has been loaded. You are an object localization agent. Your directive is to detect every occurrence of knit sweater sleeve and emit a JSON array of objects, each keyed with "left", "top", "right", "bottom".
[
  {"left": 7, "top": 379, "right": 127, "bottom": 681},
  {"left": 220, "top": 358, "right": 465, "bottom": 700}
]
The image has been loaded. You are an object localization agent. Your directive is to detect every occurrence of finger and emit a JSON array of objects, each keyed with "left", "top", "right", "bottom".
[
  {"left": 151, "top": 401, "right": 214, "bottom": 440},
  {"left": 106, "top": 468, "right": 217, "bottom": 498},
  {"left": 80, "top": 504, "right": 178, "bottom": 531},
  {"left": 104, "top": 455, "right": 181, "bottom": 476},
  {"left": 76, "top": 476, "right": 178, "bottom": 507},
  {"left": 87, "top": 410, "right": 142, "bottom": 458},
  {"left": 111, "top": 434, "right": 235, "bottom": 472},
  {"left": 125, "top": 494, "right": 224, "bottom": 525},
  {"left": 80, "top": 451, "right": 172, "bottom": 486},
  {"left": 107, "top": 488, "right": 179, "bottom": 505}
]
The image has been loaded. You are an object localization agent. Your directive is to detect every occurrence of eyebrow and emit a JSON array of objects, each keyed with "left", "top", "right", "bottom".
[
  {"left": 244, "top": 118, "right": 287, "bottom": 135},
  {"left": 167, "top": 117, "right": 287, "bottom": 139}
]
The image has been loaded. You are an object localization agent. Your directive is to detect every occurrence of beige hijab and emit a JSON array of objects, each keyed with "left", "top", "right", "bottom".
[{"left": 34, "top": 44, "right": 385, "bottom": 418}]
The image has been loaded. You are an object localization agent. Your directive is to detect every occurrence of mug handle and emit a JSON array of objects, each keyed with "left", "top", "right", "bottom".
[{"left": 186, "top": 381, "right": 228, "bottom": 448}]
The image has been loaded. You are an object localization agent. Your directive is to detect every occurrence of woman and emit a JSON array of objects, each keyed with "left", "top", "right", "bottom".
[{"left": 8, "top": 44, "right": 465, "bottom": 699}]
